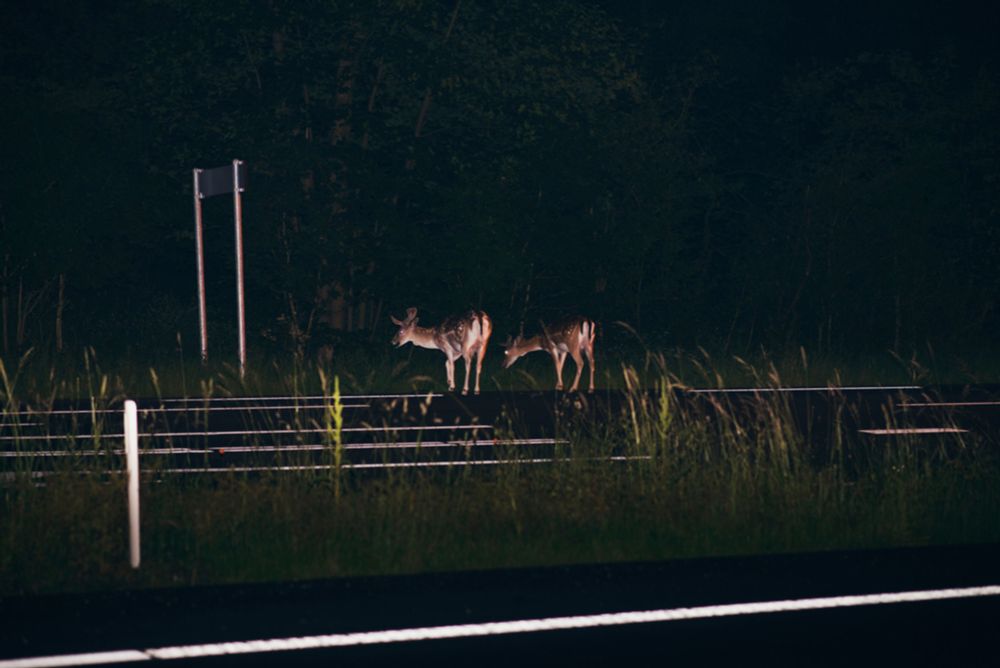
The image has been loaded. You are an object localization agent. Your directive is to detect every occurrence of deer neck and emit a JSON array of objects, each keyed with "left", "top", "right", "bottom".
[
  {"left": 517, "top": 335, "right": 545, "bottom": 354},
  {"left": 408, "top": 326, "right": 441, "bottom": 350}
]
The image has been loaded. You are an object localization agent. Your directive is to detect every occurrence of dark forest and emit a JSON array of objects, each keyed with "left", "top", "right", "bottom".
[{"left": 2, "top": 0, "right": 999, "bottom": 366}]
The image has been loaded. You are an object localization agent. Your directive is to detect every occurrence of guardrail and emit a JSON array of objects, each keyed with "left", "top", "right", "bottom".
[{"left": 2, "top": 393, "right": 576, "bottom": 570}]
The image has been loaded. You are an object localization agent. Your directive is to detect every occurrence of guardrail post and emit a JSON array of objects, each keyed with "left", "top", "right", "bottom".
[{"left": 124, "top": 399, "right": 140, "bottom": 569}]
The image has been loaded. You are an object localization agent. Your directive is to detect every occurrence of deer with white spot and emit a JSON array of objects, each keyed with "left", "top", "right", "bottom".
[
  {"left": 391, "top": 307, "right": 493, "bottom": 395},
  {"left": 502, "top": 317, "right": 596, "bottom": 392}
]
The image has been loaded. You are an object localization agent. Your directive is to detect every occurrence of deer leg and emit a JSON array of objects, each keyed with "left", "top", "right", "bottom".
[
  {"left": 553, "top": 351, "right": 567, "bottom": 391},
  {"left": 474, "top": 344, "right": 486, "bottom": 395},
  {"left": 585, "top": 344, "right": 595, "bottom": 393},
  {"left": 445, "top": 357, "right": 455, "bottom": 391},
  {"left": 461, "top": 351, "right": 472, "bottom": 395},
  {"left": 568, "top": 349, "right": 585, "bottom": 392}
]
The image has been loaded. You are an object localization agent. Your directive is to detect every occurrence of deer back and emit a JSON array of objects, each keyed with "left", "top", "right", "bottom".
[{"left": 434, "top": 310, "right": 489, "bottom": 355}]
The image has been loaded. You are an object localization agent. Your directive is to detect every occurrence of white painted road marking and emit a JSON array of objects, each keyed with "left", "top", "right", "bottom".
[
  {"left": 2, "top": 584, "right": 998, "bottom": 667},
  {"left": 0, "top": 650, "right": 151, "bottom": 667}
]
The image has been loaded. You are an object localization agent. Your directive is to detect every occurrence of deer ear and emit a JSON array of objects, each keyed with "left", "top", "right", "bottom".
[
  {"left": 390, "top": 315, "right": 403, "bottom": 326},
  {"left": 405, "top": 307, "right": 418, "bottom": 321}
]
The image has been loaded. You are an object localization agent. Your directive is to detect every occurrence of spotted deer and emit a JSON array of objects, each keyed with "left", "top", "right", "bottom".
[
  {"left": 502, "top": 317, "right": 596, "bottom": 392},
  {"left": 391, "top": 307, "right": 493, "bottom": 395}
]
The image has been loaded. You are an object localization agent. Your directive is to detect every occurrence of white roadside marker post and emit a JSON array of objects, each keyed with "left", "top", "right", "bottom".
[{"left": 124, "top": 399, "right": 140, "bottom": 569}]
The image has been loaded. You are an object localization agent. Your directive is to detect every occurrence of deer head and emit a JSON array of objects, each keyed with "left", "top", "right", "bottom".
[
  {"left": 390, "top": 307, "right": 419, "bottom": 347},
  {"left": 501, "top": 334, "right": 528, "bottom": 368}
]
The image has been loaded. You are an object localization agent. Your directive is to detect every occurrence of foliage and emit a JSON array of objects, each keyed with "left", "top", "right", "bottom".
[{"left": 1, "top": 2, "right": 998, "bottom": 362}]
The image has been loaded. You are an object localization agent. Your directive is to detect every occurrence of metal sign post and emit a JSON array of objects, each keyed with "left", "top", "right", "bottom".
[
  {"left": 232, "top": 160, "right": 247, "bottom": 379},
  {"left": 193, "top": 169, "right": 208, "bottom": 363},
  {"left": 193, "top": 159, "right": 248, "bottom": 377}
]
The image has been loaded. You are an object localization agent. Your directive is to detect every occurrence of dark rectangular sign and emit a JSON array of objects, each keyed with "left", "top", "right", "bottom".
[{"left": 197, "top": 162, "right": 247, "bottom": 199}]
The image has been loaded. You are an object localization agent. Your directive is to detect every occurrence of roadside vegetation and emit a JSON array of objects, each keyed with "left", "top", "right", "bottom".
[{"left": 2, "top": 345, "right": 999, "bottom": 597}]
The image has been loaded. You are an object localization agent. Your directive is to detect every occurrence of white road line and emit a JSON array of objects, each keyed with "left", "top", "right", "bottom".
[
  {"left": 3, "top": 585, "right": 997, "bottom": 667},
  {"left": 0, "top": 649, "right": 150, "bottom": 667},
  {"left": 858, "top": 427, "right": 969, "bottom": 435}
]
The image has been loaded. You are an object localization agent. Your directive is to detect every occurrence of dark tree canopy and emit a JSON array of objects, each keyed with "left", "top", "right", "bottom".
[{"left": 1, "top": 0, "right": 998, "bottom": 361}]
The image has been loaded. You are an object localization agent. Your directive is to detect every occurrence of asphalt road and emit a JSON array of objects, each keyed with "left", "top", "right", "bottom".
[{"left": 1, "top": 543, "right": 998, "bottom": 666}]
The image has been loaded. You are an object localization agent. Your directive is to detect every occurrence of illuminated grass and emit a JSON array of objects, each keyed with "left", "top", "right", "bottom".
[{"left": 1, "top": 348, "right": 999, "bottom": 596}]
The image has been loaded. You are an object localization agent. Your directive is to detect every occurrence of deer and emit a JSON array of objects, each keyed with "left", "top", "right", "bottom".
[
  {"left": 390, "top": 307, "right": 493, "bottom": 395},
  {"left": 501, "top": 317, "right": 596, "bottom": 392}
]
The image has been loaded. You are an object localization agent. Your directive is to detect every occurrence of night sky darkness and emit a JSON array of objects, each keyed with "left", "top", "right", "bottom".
[{"left": 2, "top": 1, "right": 999, "bottom": 362}]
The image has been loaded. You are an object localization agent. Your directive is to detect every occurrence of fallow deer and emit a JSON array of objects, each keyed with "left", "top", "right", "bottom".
[
  {"left": 502, "top": 317, "right": 596, "bottom": 392},
  {"left": 391, "top": 307, "right": 493, "bottom": 395}
]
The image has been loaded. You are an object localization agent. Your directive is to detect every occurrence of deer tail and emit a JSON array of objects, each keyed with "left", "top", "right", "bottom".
[
  {"left": 583, "top": 318, "right": 597, "bottom": 351},
  {"left": 478, "top": 311, "right": 493, "bottom": 348}
]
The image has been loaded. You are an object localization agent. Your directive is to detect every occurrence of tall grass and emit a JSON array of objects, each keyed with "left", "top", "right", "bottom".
[
  {"left": 1, "top": 347, "right": 999, "bottom": 596},
  {"left": 7, "top": 336, "right": 1000, "bottom": 400},
  {"left": 319, "top": 370, "right": 345, "bottom": 499}
]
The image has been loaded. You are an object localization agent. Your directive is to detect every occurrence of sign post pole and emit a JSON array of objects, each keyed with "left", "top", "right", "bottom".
[
  {"left": 192, "top": 160, "right": 247, "bottom": 376},
  {"left": 232, "top": 159, "right": 246, "bottom": 379},
  {"left": 193, "top": 169, "right": 208, "bottom": 363}
]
